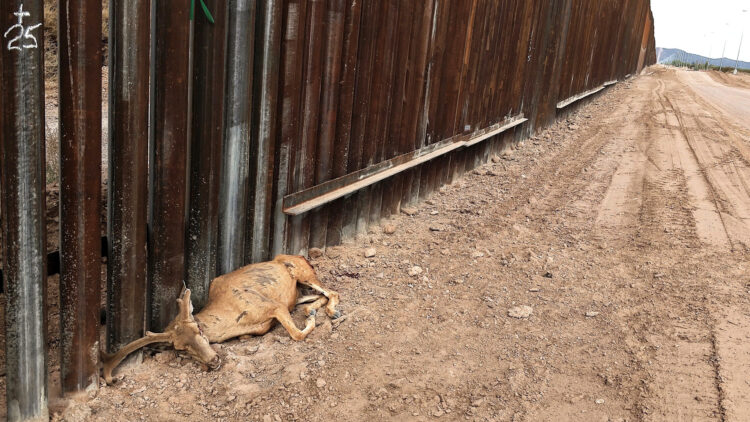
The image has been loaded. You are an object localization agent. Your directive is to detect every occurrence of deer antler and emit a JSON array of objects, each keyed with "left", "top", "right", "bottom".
[{"left": 101, "top": 331, "right": 173, "bottom": 384}]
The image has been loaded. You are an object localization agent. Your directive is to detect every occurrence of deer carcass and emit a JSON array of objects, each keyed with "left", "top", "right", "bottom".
[{"left": 102, "top": 255, "right": 340, "bottom": 383}]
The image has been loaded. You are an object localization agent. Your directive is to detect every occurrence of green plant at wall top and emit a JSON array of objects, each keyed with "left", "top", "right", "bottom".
[{"left": 190, "top": 0, "right": 215, "bottom": 24}]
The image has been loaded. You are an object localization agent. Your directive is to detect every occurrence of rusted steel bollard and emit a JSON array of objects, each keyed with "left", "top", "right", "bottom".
[
  {"left": 217, "top": 0, "right": 256, "bottom": 275},
  {"left": 107, "top": 0, "right": 150, "bottom": 353},
  {"left": 149, "top": 0, "right": 191, "bottom": 332},
  {"left": 186, "top": 0, "right": 228, "bottom": 310},
  {"left": 58, "top": 0, "right": 103, "bottom": 395},
  {"left": 1, "top": 0, "right": 48, "bottom": 419}
]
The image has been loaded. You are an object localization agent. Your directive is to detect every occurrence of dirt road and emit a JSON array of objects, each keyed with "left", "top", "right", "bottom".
[{"left": 2, "top": 67, "right": 749, "bottom": 421}]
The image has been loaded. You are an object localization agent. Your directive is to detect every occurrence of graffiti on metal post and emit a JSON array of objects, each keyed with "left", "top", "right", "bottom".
[{"left": 3, "top": 4, "right": 41, "bottom": 51}]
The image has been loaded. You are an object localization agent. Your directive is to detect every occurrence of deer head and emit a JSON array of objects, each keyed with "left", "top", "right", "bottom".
[{"left": 101, "top": 289, "right": 221, "bottom": 384}]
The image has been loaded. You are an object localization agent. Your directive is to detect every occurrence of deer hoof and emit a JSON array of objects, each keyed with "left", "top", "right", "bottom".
[{"left": 332, "top": 310, "right": 342, "bottom": 320}]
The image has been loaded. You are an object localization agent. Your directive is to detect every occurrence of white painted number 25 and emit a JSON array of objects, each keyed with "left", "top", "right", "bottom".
[{"left": 4, "top": 4, "right": 41, "bottom": 52}]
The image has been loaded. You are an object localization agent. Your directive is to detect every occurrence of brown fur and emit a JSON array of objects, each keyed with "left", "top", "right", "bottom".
[{"left": 102, "top": 255, "right": 340, "bottom": 384}]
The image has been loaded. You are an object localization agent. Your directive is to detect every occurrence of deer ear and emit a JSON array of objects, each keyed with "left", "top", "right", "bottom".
[{"left": 177, "top": 289, "right": 194, "bottom": 320}]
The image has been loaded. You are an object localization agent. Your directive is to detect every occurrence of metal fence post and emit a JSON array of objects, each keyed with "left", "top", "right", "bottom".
[
  {"left": 58, "top": 0, "right": 102, "bottom": 395},
  {"left": 148, "top": 0, "right": 192, "bottom": 332},
  {"left": 0, "top": 0, "right": 48, "bottom": 419},
  {"left": 107, "top": 0, "right": 150, "bottom": 353},
  {"left": 186, "top": 0, "right": 228, "bottom": 310},
  {"left": 217, "top": 0, "right": 256, "bottom": 275}
]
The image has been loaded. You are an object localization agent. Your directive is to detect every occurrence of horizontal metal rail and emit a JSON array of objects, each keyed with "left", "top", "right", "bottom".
[
  {"left": 283, "top": 115, "right": 526, "bottom": 216},
  {"left": 556, "top": 85, "right": 606, "bottom": 109}
]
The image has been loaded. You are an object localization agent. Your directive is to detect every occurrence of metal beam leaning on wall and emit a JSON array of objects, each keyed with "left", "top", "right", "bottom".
[
  {"left": 186, "top": 0, "right": 228, "bottom": 310},
  {"left": 247, "top": 0, "right": 281, "bottom": 263},
  {"left": 1, "top": 1, "right": 48, "bottom": 419},
  {"left": 107, "top": 0, "right": 149, "bottom": 355},
  {"left": 149, "top": 1, "right": 191, "bottom": 332},
  {"left": 58, "top": 0, "right": 102, "bottom": 395},
  {"left": 217, "top": 0, "right": 256, "bottom": 274}
]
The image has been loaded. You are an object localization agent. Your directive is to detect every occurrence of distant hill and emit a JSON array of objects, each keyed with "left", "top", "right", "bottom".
[{"left": 657, "top": 47, "right": 750, "bottom": 70}]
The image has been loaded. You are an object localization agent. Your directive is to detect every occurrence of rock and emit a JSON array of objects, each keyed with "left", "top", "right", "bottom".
[
  {"left": 364, "top": 248, "right": 377, "bottom": 258},
  {"left": 471, "top": 251, "right": 485, "bottom": 259},
  {"left": 595, "top": 398, "right": 605, "bottom": 404},
  {"left": 401, "top": 206, "right": 419, "bottom": 216},
  {"left": 408, "top": 266, "right": 423, "bottom": 277},
  {"left": 383, "top": 224, "right": 397, "bottom": 234},
  {"left": 491, "top": 155, "right": 501, "bottom": 163},
  {"left": 429, "top": 225, "right": 444, "bottom": 232},
  {"left": 316, "top": 378, "right": 327, "bottom": 388},
  {"left": 508, "top": 305, "right": 533, "bottom": 319},
  {"left": 568, "top": 124, "right": 579, "bottom": 130},
  {"left": 326, "top": 247, "right": 342, "bottom": 259},
  {"left": 430, "top": 210, "right": 439, "bottom": 215},
  {"left": 543, "top": 271, "right": 553, "bottom": 278},
  {"left": 308, "top": 248, "right": 324, "bottom": 259},
  {"left": 473, "top": 168, "right": 488, "bottom": 176},
  {"left": 585, "top": 311, "right": 600, "bottom": 318},
  {"left": 529, "top": 287, "right": 540, "bottom": 292}
]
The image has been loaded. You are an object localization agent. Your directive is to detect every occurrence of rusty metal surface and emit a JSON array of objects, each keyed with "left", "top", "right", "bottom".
[
  {"left": 1, "top": 0, "right": 48, "bottom": 419},
  {"left": 217, "top": 0, "right": 256, "bottom": 275},
  {"left": 107, "top": 0, "right": 150, "bottom": 353},
  {"left": 186, "top": 0, "right": 228, "bottom": 310},
  {"left": 272, "top": 0, "right": 306, "bottom": 257},
  {"left": 148, "top": 1, "right": 191, "bottom": 332},
  {"left": 247, "top": 0, "right": 282, "bottom": 263},
  {"left": 58, "top": 0, "right": 102, "bottom": 394}
]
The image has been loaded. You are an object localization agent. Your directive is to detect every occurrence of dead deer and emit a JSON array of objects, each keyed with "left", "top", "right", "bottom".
[{"left": 102, "top": 255, "right": 340, "bottom": 384}]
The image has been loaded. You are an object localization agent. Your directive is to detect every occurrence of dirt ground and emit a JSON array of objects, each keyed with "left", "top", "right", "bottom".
[{"left": 2, "top": 66, "right": 750, "bottom": 421}]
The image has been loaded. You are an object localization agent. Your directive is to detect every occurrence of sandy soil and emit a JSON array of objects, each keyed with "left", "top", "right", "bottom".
[{"left": 2, "top": 66, "right": 750, "bottom": 421}]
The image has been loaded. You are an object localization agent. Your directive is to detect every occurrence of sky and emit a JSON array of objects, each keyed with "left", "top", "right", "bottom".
[{"left": 651, "top": 0, "right": 750, "bottom": 62}]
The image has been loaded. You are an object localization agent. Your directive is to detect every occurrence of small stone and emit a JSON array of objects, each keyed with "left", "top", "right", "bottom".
[
  {"left": 529, "top": 287, "right": 540, "bottom": 292},
  {"left": 569, "top": 124, "right": 579, "bottom": 130},
  {"left": 383, "top": 224, "right": 397, "bottom": 234},
  {"left": 595, "top": 398, "right": 605, "bottom": 404},
  {"left": 429, "top": 225, "right": 444, "bottom": 232},
  {"left": 508, "top": 305, "right": 533, "bottom": 319},
  {"left": 430, "top": 210, "right": 439, "bottom": 215},
  {"left": 491, "top": 156, "right": 501, "bottom": 163},
  {"left": 401, "top": 206, "right": 418, "bottom": 216},
  {"left": 473, "top": 168, "right": 488, "bottom": 176},
  {"left": 471, "top": 251, "right": 485, "bottom": 259},
  {"left": 585, "top": 311, "right": 600, "bottom": 318},
  {"left": 543, "top": 272, "right": 553, "bottom": 278},
  {"left": 308, "top": 248, "right": 324, "bottom": 259},
  {"left": 316, "top": 378, "right": 327, "bottom": 388},
  {"left": 408, "top": 266, "right": 423, "bottom": 277},
  {"left": 364, "top": 248, "right": 377, "bottom": 258}
]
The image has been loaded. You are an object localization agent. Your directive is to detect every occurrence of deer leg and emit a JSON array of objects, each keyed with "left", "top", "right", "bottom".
[
  {"left": 274, "top": 306, "right": 316, "bottom": 341},
  {"left": 301, "top": 296, "right": 329, "bottom": 317},
  {"left": 296, "top": 294, "right": 323, "bottom": 305},
  {"left": 298, "top": 277, "right": 341, "bottom": 319}
]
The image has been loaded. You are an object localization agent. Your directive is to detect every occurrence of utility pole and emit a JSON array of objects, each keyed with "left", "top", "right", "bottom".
[
  {"left": 719, "top": 40, "right": 727, "bottom": 72},
  {"left": 734, "top": 32, "right": 744, "bottom": 74}
]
